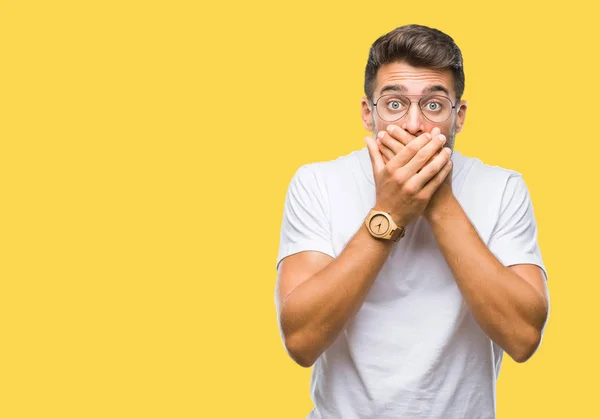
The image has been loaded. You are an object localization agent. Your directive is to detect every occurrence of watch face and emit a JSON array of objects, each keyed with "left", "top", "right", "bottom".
[{"left": 369, "top": 214, "right": 390, "bottom": 236}]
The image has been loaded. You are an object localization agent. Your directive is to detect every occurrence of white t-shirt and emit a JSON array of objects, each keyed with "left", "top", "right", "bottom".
[{"left": 275, "top": 147, "right": 547, "bottom": 419}]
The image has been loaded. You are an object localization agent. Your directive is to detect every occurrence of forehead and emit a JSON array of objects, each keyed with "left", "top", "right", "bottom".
[{"left": 375, "top": 61, "right": 454, "bottom": 97}]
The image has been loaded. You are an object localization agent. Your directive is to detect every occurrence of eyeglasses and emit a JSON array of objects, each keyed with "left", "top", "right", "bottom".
[{"left": 372, "top": 94, "right": 457, "bottom": 123}]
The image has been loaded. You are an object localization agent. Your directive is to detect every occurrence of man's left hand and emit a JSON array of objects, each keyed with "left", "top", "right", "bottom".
[{"left": 376, "top": 124, "right": 455, "bottom": 221}]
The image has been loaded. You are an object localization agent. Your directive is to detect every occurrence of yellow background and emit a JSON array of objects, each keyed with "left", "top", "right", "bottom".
[{"left": 0, "top": 0, "right": 596, "bottom": 417}]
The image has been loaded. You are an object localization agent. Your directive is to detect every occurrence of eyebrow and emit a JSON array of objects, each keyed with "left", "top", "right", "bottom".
[
  {"left": 423, "top": 84, "right": 450, "bottom": 96},
  {"left": 379, "top": 84, "right": 451, "bottom": 96},
  {"left": 379, "top": 84, "right": 407, "bottom": 95}
]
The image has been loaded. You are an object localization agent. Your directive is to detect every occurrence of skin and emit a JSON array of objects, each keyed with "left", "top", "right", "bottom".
[
  {"left": 275, "top": 61, "right": 549, "bottom": 368},
  {"left": 361, "top": 62, "right": 466, "bottom": 152},
  {"left": 360, "top": 62, "right": 467, "bottom": 223}
]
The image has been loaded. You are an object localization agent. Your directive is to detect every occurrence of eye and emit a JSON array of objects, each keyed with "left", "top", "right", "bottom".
[
  {"left": 425, "top": 101, "right": 441, "bottom": 111},
  {"left": 386, "top": 100, "right": 404, "bottom": 111}
]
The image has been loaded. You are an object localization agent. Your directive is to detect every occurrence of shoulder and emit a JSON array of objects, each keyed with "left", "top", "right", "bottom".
[
  {"left": 457, "top": 151, "right": 524, "bottom": 193},
  {"left": 290, "top": 147, "right": 367, "bottom": 186},
  {"left": 455, "top": 152, "right": 532, "bottom": 239}
]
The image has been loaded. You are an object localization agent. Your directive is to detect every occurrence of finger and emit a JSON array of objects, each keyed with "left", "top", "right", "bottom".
[
  {"left": 403, "top": 133, "right": 447, "bottom": 176},
  {"left": 417, "top": 148, "right": 443, "bottom": 174},
  {"left": 378, "top": 130, "right": 405, "bottom": 156},
  {"left": 412, "top": 147, "right": 452, "bottom": 188},
  {"left": 364, "top": 136, "right": 384, "bottom": 173},
  {"left": 421, "top": 158, "right": 453, "bottom": 196},
  {"left": 387, "top": 131, "right": 433, "bottom": 172},
  {"left": 386, "top": 124, "right": 415, "bottom": 146},
  {"left": 414, "top": 126, "right": 442, "bottom": 174},
  {"left": 382, "top": 153, "right": 390, "bottom": 165},
  {"left": 377, "top": 138, "right": 395, "bottom": 162}
]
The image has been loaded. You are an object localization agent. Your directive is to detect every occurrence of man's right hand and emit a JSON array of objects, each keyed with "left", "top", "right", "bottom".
[{"left": 364, "top": 127, "right": 453, "bottom": 228}]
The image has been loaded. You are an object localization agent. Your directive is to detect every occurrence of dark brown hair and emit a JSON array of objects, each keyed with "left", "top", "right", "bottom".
[{"left": 364, "top": 24, "right": 465, "bottom": 102}]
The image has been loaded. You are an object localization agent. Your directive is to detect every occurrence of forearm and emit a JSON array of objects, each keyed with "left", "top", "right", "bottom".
[
  {"left": 427, "top": 198, "right": 548, "bottom": 362},
  {"left": 280, "top": 224, "right": 394, "bottom": 367}
]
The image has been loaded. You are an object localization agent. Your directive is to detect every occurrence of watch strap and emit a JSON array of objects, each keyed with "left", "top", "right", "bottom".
[{"left": 389, "top": 226, "right": 405, "bottom": 242}]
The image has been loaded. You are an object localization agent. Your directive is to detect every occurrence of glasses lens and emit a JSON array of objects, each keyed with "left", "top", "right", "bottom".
[
  {"left": 376, "top": 95, "right": 411, "bottom": 122},
  {"left": 420, "top": 95, "right": 452, "bottom": 123},
  {"left": 375, "top": 95, "right": 453, "bottom": 123}
]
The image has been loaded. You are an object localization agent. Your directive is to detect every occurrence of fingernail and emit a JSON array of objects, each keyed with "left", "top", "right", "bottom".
[
  {"left": 376, "top": 138, "right": 381, "bottom": 145},
  {"left": 438, "top": 134, "right": 446, "bottom": 143},
  {"left": 445, "top": 147, "right": 452, "bottom": 155},
  {"left": 377, "top": 131, "right": 386, "bottom": 139},
  {"left": 386, "top": 125, "right": 395, "bottom": 133}
]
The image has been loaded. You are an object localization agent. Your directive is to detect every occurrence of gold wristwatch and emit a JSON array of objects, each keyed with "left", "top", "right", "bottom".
[{"left": 364, "top": 209, "right": 405, "bottom": 242}]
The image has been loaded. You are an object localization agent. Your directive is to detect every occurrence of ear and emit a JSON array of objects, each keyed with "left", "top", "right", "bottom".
[
  {"left": 455, "top": 99, "right": 468, "bottom": 134},
  {"left": 361, "top": 97, "right": 374, "bottom": 132}
]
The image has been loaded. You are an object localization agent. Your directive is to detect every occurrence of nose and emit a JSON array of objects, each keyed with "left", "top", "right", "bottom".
[{"left": 401, "top": 102, "right": 425, "bottom": 136}]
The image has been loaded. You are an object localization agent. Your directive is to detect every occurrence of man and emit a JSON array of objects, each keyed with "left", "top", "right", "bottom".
[{"left": 274, "top": 24, "right": 549, "bottom": 419}]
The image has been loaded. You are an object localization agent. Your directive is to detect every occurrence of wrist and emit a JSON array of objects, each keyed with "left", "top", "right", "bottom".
[{"left": 424, "top": 195, "right": 460, "bottom": 226}]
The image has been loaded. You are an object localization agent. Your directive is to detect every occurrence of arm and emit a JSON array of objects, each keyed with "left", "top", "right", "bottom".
[
  {"left": 275, "top": 225, "right": 393, "bottom": 368},
  {"left": 426, "top": 197, "right": 549, "bottom": 363}
]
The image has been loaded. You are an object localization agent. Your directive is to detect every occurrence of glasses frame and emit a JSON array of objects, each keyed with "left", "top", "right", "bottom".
[{"left": 372, "top": 94, "right": 457, "bottom": 123}]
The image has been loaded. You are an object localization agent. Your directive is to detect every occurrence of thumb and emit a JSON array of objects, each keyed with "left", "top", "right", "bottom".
[{"left": 364, "top": 135, "right": 384, "bottom": 173}]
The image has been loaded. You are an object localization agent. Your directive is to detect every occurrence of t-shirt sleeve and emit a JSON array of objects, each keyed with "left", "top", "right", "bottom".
[
  {"left": 275, "top": 165, "right": 335, "bottom": 271},
  {"left": 488, "top": 173, "right": 548, "bottom": 280}
]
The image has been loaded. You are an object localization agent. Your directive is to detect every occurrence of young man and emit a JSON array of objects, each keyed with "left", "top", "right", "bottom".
[{"left": 274, "top": 24, "right": 549, "bottom": 419}]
